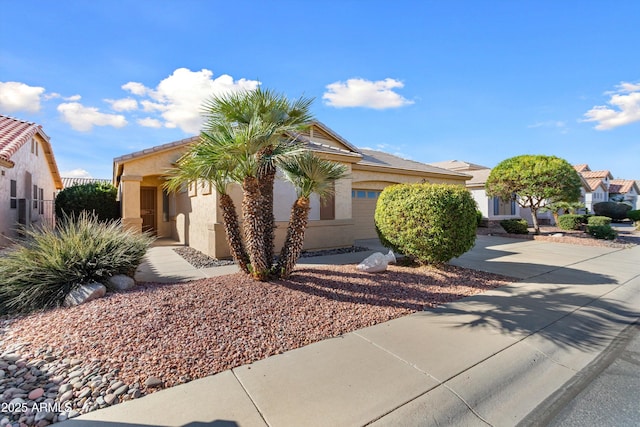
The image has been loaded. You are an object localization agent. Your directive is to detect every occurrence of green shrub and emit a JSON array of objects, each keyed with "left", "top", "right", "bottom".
[
  {"left": 500, "top": 218, "right": 529, "bottom": 234},
  {"left": 375, "top": 183, "right": 477, "bottom": 264},
  {"left": 476, "top": 210, "right": 484, "bottom": 227},
  {"left": 586, "top": 224, "right": 617, "bottom": 240},
  {"left": 627, "top": 210, "right": 640, "bottom": 222},
  {"left": 0, "top": 212, "right": 153, "bottom": 314},
  {"left": 558, "top": 214, "right": 585, "bottom": 230},
  {"left": 55, "top": 182, "right": 120, "bottom": 222},
  {"left": 587, "top": 216, "right": 612, "bottom": 226},
  {"left": 593, "top": 201, "right": 631, "bottom": 221}
]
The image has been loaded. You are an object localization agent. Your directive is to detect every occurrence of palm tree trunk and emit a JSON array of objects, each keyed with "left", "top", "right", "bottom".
[
  {"left": 242, "top": 176, "right": 270, "bottom": 280},
  {"left": 276, "top": 197, "right": 311, "bottom": 278},
  {"left": 219, "top": 193, "right": 250, "bottom": 274},
  {"left": 258, "top": 160, "right": 276, "bottom": 269}
]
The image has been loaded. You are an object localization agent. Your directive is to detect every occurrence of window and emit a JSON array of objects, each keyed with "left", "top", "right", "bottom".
[
  {"left": 10, "top": 180, "right": 17, "bottom": 209},
  {"left": 493, "top": 197, "right": 516, "bottom": 216},
  {"left": 33, "top": 185, "right": 38, "bottom": 209},
  {"left": 162, "top": 189, "right": 170, "bottom": 222},
  {"left": 320, "top": 183, "right": 335, "bottom": 220},
  {"left": 39, "top": 188, "right": 44, "bottom": 214}
]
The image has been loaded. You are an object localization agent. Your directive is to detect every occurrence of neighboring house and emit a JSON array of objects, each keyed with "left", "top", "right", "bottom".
[
  {"left": 113, "top": 121, "right": 470, "bottom": 258},
  {"left": 572, "top": 164, "right": 640, "bottom": 211},
  {"left": 428, "top": 160, "right": 520, "bottom": 223},
  {"left": 0, "top": 115, "right": 63, "bottom": 247},
  {"left": 574, "top": 165, "right": 613, "bottom": 206},
  {"left": 608, "top": 179, "right": 639, "bottom": 210}
]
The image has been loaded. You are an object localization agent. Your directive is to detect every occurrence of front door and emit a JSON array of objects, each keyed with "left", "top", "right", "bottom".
[{"left": 140, "top": 187, "right": 157, "bottom": 234}]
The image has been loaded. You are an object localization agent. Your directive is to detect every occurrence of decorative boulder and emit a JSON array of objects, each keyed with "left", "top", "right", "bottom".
[
  {"left": 357, "top": 250, "right": 396, "bottom": 273},
  {"left": 64, "top": 283, "right": 106, "bottom": 307},
  {"left": 107, "top": 274, "right": 136, "bottom": 291}
]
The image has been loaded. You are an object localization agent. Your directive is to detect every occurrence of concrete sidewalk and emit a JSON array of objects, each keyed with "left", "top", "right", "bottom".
[{"left": 62, "top": 236, "right": 640, "bottom": 427}]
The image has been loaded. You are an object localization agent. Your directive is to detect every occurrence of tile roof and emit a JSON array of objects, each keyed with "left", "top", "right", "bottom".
[
  {"left": 0, "top": 115, "right": 63, "bottom": 189},
  {"left": 428, "top": 159, "right": 489, "bottom": 171},
  {"left": 573, "top": 164, "right": 590, "bottom": 172},
  {"left": 586, "top": 178, "right": 606, "bottom": 191},
  {"left": 357, "top": 149, "right": 471, "bottom": 178},
  {"left": 61, "top": 177, "right": 112, "bottom": 188},
  {"left": 609, "top": 179, "right": 639, "bottom": 194},
  {"left": 0, "top": 115, "right": 42, "bottom": 166},
  {"left": 581, "top": 170, "right": 613, "bottom": 179}
]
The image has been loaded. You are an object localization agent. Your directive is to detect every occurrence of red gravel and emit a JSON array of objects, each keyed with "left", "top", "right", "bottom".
[{"left": 3, "top": 264, "right": 511, "bottom": 392}]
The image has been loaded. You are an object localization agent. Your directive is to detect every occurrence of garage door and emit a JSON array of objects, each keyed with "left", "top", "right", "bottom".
[{"left": 352, "top": 189, "right": 382, "bottom": 239}]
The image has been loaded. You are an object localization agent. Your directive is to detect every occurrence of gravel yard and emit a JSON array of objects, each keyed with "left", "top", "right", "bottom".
[{"left": 1, "top": 263, "right": 511, "bottom": 424}]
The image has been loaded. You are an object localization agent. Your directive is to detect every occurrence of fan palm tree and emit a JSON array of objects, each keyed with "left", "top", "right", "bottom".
[
  {"left": 202, "top": 88, "right": 313, "bottom": 271},
  {"left": 276, "top": 151, "right": 348, "bottom": 277}
]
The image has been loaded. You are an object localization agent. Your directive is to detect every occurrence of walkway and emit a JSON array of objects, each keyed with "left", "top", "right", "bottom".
[{"left": 61, "top": 236, "right": 640, "bottom": 427}]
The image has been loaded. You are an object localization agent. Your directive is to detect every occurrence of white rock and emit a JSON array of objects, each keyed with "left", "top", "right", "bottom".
[
  {"left": 106, "top": 275, "right": 135, "bottom": 291},
  {"left": 357, "top": 250, "right": 396, "bottom": 273},
  {"left": 63, "top": 283, "right": 106, "bottom": 307}
]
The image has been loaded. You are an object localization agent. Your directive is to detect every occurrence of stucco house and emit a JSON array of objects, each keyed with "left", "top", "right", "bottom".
[
  {"left": 428, "top": 160, "right": 521, "bottom": 224},
  {"left": 113, "top": 121, "right": 470, "bottom": 258},
  {"left": 0, "top": 115, "right": 63, "bottom": 247},
  {"left": 572, "top": 164, "right": 639, "bottom": 211},
  {"left": 608, "top": 179, "right": 639, "bottom": 210}
]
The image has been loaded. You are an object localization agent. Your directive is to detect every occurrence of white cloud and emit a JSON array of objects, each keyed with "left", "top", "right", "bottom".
[
  {"left": 122, "top": 82, "right": 148, "bottom": 96},
  {"left": 0, "top": 81, "right": 45, "bottom": 113},
  {"left": 137, "top": 117, "right": 162, "bottom": 128},
  {"left": 61, "top": 168, "right": 92, "bottom": 178},
  {"left": 140, "top": 100, "right": 166, "bottom": 112},
  {"left": 583, "top": 81, "right": 640, "bottom": 130},
  {"left": 105, "top": 97, "right": 138, "bottom": 112},
  {"left": 323, "top": 78, "right": 414, "bottom": 109},
  {"left": 528, "top": 120, "right": 566, "bottom": 129},
  {"left": 65, "top": 94, "right": 81, "bottom": 101},
  {"left": 57, "top": 102, "right": 127, "bottom": 132},
  {"left": 123, "top": 68, "right": 260, "bottom": 133}
]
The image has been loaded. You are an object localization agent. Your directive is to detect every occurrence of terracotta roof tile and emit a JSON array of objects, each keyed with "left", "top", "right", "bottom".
[
  {"left": 586, "top": 178, "right": 606, "bottom": 191},
  {"left": 609, "top": 179, "right": 638, "bottom": 194},
  {"left": 573, "top": 164, "right": 590, "bottom": 172},
  {"left": 0, "top": 115, "right": 42, "bottom": 166},
  {"left": 61, "top": 177, "right": 112, "bottom": 188},
  {"left": 581, "top": 170, "right": 613, "bottom": 179}
]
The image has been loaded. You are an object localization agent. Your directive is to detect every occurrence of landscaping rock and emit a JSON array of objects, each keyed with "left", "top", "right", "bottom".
[
  {"left": 144, "top": 376, "right": 163, "bottom": 388},
  {"left": 63, "top": 283, "right": 106, "bottom": 307},
  {"left": 106, "top": 275, "right": 135, "bottom": 291}
]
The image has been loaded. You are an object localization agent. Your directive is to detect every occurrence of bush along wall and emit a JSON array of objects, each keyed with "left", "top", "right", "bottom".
[{"left": 375, "top": 183, "right": 477, "bottom": 264}]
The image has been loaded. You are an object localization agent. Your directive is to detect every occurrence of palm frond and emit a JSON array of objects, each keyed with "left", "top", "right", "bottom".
[{"left": 280, "top": 151, "right": 349, "bottom": 199}]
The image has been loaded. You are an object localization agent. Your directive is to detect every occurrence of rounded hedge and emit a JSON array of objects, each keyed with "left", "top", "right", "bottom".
[
  {"left": 500, "top": 218, "right": 529, "bottom": 234},
  {"left": 627, "top": 210, "right": 640, "bottom": 222},
  {"left": 593, "top": 202, "right": 631, "bottom": 221},
  {"left": 557, "top": 214, "right": 584, "bottom": 230},
  {"left": 587, "top": 216, "right": 612, "bottom": 226},
  {"left": 55, "top": 183, "right": 120, "bottom": 222},
  {"left": 374, "top": 183, "right": 477, "bottom": 264}
]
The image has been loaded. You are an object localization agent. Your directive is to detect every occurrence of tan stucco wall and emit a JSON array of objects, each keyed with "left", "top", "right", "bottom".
[
  {"left": 352, "top": 168, "right": 466, "bottom": 188},
  {"left": 0, "top": 135, "right": 58, "bottom": 247}
]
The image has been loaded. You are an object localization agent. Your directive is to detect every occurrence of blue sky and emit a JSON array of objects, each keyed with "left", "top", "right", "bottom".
[{"left": 1, "top": 0, "right": 639, "bottom": 180}]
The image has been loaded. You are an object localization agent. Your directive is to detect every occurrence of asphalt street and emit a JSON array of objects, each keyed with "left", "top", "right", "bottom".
[{"left": 521, "top": 322, "right": 640, "bottom": 427}]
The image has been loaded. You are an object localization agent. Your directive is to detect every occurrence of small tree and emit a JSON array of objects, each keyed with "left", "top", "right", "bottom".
[
  {"left": 486, "top": 155, "right": 581, "bottom": 234},
  {"left": 55, "top": 182, "right": 119, "bottom": 221}
]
